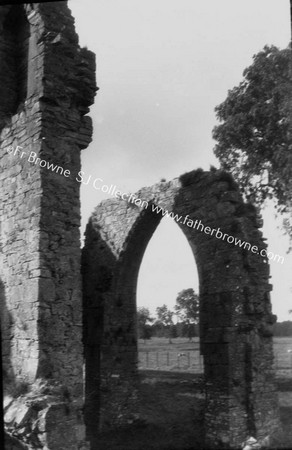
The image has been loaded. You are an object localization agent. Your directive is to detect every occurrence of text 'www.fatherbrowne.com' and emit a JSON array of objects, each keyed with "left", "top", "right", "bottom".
[
  {"left": 7, "top": 145, "right": 285, "bottom": 265},
  {"left": 151, "top": 204, "right": 285, "bottom": 265}
]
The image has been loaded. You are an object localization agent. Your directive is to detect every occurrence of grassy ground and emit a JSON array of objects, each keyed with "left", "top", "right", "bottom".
[
  {"left": 94, "top": 371, "right": 205, "bottom": 450},
  {"left": 138, "top": 337, "right": 201, "bottom": 351},
  {"left": 138, "top": 337, "right": 203, "bottom": 373},
  {"left": 94, "top": 370, "right": 292, "bottom": 450},
  {"left": 274, "top": 337, "right": 292, "bottom": 378},
  {"left": 138, "top": 336, "right": 292, "bottom": 376}
]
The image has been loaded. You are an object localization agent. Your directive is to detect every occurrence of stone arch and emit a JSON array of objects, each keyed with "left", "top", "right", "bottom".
[{"left": 82, "top": 169, "right": 280, "bottom": 448}]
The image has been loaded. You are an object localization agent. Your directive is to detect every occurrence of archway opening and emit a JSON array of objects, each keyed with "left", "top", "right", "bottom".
[
  {"left": 83, "top": 204, "right": 206, "bottom": 448},
  {"left": 137, "top": 216, "right": 202, "bottom": 369},
  {"left": 83, "top": 174, "right": 280, "bottom": 448},
  {"left": 132, "top": 216, "right": 205, "bottom": 449}
]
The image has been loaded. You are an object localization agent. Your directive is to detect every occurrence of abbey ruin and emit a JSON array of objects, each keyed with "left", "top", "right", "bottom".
[{"left": 0, "top": 2, "right": 282, "bottom": 449}]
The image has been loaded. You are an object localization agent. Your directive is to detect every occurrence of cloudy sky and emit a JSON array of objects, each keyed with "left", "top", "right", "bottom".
[{"left": 69, "top": 0, "right": 291, "bottom": 320}]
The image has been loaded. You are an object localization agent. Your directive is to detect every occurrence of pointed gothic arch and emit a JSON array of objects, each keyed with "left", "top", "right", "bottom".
[{"left": 82, "top": 169, "right": 280, "bottom": 448}]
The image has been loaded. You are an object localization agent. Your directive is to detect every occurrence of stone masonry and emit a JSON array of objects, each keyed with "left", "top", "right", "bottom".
[
  {"left": 82, "top": 169, "right": 281, "bottom": 449},
  {"left": 0, "top": 2, "right": 282, "bottom": 450},
  {"left": 0, "top": 3, "right": 96, "bottom": 448}
]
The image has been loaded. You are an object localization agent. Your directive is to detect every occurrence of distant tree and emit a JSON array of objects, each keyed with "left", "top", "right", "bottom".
[
  {"left": 175, "top": 322, "right": 185, "bottom": 338},
  {"left": 151, "top": 321, "right": 164, "bottom": 338},
  {"left": 186, "top": 323, "right": 197, "bottom": 340},
  {"left": 174, "top": 288, "right": 199, "bottom": 341},
  {"left": 213, "top": 45, "right": 292, "bottom": 247},
  {"left": 156, "top": 304, "right": 174, "bottom": 344},
  {"left": 169, "top": 324, "right": 178, "bottom": 340},
  {"left": 137, "top": 307, "right": 154, "bottom": 343}
]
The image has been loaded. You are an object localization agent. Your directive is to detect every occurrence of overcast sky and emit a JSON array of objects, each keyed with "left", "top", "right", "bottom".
[{"left": 69, "top": 0, "right": 291, "bottom": 321}]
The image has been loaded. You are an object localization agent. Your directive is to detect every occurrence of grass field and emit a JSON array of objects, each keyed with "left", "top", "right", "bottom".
[
  {"left": 273, "top": 337, "right": 292, "bottom": 377},
  {"left": 138, "top": 336, "right": 292, "bottom": 377},
  {"left": 138, "top": 337, "right": 203, "bottom": 372},
  {"left": 95, "top": 371, "right": 205, "bottom": 450}
]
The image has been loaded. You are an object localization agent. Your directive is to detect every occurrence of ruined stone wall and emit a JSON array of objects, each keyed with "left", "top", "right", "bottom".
[
  {"left": 83, "top": 169, "right": 280, "bottom": 448},
  {"left": 0, "top": 2, "right": 282, "bottom": 448},
  {"left": 0, "top": 3, "right": 96, "bottom": 448}
]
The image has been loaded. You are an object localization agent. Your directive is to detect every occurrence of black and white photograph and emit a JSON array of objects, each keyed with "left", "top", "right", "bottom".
[{"left": 0, "top": 0, "right": 291, "bottom": 449}]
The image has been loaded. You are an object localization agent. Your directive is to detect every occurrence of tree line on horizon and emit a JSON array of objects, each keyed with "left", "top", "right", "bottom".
[
  {"left": 137, "top": 287, "right": 292, "bottom": 342},
  {"left": 137, "top": 288, "right": 199, "bottom": 343}
]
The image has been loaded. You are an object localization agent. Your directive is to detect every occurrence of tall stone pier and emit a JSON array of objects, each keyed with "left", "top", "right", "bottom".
[{"left": 0, "top": 3, "right": 96, "bottom": 448}]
